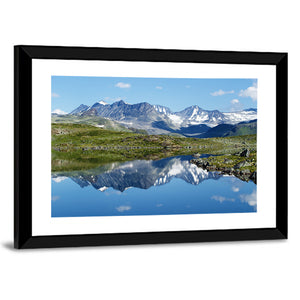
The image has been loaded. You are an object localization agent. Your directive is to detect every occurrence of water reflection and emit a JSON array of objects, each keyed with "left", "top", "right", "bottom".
[
  {"left": 51, "top": 155, "right": 257, "bottom": 217},
  {"left": 52, "top": 155, "right": 222, "bottom": 192}
]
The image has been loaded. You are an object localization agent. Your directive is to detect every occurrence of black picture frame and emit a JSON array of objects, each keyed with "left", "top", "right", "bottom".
[{"left": 14, "top": 45, "right": 288, "bottom": 249}]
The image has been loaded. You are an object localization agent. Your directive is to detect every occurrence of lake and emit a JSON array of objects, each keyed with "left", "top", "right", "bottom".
[{"left": 51, "top": 155, "right": 257, "bottom": 217}]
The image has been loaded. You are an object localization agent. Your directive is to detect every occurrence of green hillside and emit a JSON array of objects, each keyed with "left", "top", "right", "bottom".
[
  {"left": 202, "top": 120, "right": 257, "bottom": 138},
  {"left": 52, "top": 123, "right": 256, "bottom": 171},
  {"left": 51, "top": 114, "right": 131, "bottom": 132}
]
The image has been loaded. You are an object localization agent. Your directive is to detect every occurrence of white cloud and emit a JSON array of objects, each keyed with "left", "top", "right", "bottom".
[
  {"left": 156, "top": 86, "right": 163, "bottom": 90},
  {"left": 185, "top": 85, "right": 191, "bottom": 88},
  {"left": 231, "top": 99, "right": 239, "bottom": 104},
  {"left": 116, "top": 205, "right": 131, "bottom": 212},
  {"left": 115, "top": 82, "right": 131, "bottom": 88},
  {"left": 240, "top": 190, "right": 257, "bottom": 207},
  {"left": 230, "top": 98, "right": 243, "bottom": 112},
  {"left": 52, "top": 176, "right": 68, "bottom": 183},
  {"left": 239, "top": 83, "right": 257, "bottom": 101},
  {"left": 51, "top": 92, "right": 60, "bottom": 98},
  {"left": 232, "top": 186, "right": 240, "bottom": 192},
  {"left": 210, "top": 89, "right": 234, "bottom": 96},
  {"left": 52, "top": 109, "right": 67, "bottom": 115}
]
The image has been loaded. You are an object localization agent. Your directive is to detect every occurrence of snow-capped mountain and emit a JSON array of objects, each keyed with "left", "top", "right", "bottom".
[
  {"left": 153, "top": 104, "right": 256, "bottom": 128},
  {"left": 68, "top": 99, "right": 257, "bottom": 135},
  {"left": 223, "top": 109, "right": 257, "bottom": 124},
  {"left": 153, "top": 105, "right": 172, "bottom": 115},
  {"left": 71, "top": 100, "right": 173, "bottom": 134},
  {"left": 175, "top": 106, "right": 225, "bottom": 127}
]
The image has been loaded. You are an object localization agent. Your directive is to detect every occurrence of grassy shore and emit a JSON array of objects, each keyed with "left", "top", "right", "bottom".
[{"left": 52, "top": 123, "right": 257, "bottom": 172}]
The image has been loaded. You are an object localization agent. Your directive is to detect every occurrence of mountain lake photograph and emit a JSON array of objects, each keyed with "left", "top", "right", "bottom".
[{"left": 51, "top": 76, "right": 257, "bottom": 217}]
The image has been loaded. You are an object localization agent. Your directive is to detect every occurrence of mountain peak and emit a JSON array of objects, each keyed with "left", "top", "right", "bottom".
[
  {"left": 153, "top": 104, "right": 172, "bottom": 115},
  {"left": 112, "top": 99, "right": 127, "bottom": 106},
  {"left": 70, "top": 104, "right": 89, "bottom": 115}
]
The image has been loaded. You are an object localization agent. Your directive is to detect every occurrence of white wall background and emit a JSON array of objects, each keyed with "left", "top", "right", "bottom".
[{"left": 0, "top": 1, "right": 298, "bottom": 299}]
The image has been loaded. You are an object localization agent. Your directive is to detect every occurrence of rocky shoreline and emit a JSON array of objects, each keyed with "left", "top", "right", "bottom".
[{"left": 190, "top": 149, "right": 257, "bottom": 184}]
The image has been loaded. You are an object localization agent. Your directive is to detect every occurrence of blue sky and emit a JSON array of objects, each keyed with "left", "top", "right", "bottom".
[{"left": 51, "top": 76, "right": 257, "bottom": 114}]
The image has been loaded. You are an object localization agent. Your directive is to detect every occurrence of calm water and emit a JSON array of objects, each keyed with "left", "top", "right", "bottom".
[{"left": 51, "top": 155, "right": 257, "bottom": 217}]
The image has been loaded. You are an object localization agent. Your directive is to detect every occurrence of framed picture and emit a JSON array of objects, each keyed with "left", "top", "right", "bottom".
[{"left": 14, "top": 45, "right": 288, "bottom": 249}]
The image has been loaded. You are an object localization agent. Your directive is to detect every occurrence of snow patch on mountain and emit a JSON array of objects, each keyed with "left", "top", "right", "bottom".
[
  {"left": 153, "top": 105, "right": 172, "bottom": 115},
  {"left": 98, "top": 100, "right": 109, "bottom": 105},
  {"left": 223, "top": 110, "right": 257, "bottom": 124},
  {"left": 190, "top": 107, "right": 199, "bottom": 119},
  {"left": 168, "top": 160, "right": 185, "bottom": 176},
  {"left": 168, "top": 114, "right": 183, "bottom": 125},
  {"left": 98, "top": 186, "right": 109, "bottom": 192},
  {"left": 153, "top": 159, "right": 212, "bottom": 187}
]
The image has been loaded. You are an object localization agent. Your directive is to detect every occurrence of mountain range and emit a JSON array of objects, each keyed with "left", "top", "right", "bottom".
[{"left": 61, "top": 99, "right": 257, "bottom": 137}]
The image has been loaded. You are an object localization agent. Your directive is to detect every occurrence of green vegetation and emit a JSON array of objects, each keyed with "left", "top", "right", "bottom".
[
  {"left": 52, "top": 123, "right": 256, "bottom": 172},
  {"left": 195, "top": 152, "right": 256, "bottom": 173},
  {"left": 226, "top": 121, "right": 257, "bottom": 137},
  {"left": 52, "top": 115, "right": 131, "bottom": 132},
  {"left": 202, "top": 120, "right": 257, "bottom": 138}
]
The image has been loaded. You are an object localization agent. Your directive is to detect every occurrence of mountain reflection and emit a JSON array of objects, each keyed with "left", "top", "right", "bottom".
[{"left": 52, "top": 155, "right": 223, "bottom": 192}]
